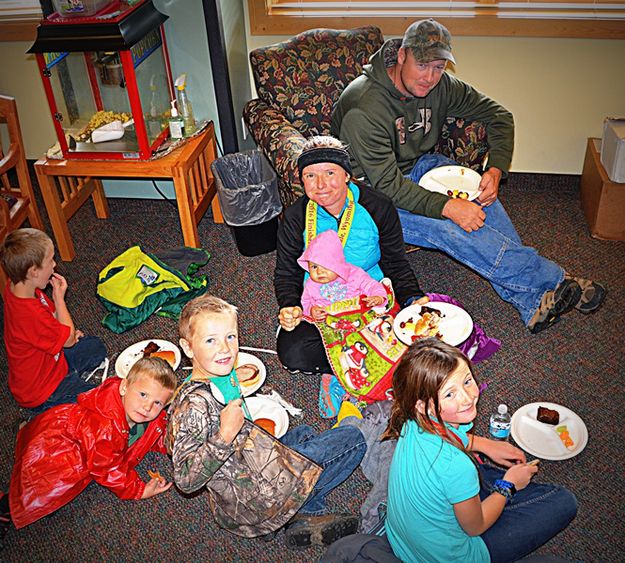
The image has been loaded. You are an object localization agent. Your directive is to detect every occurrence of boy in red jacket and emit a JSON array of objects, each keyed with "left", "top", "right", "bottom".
[{"left": 0, "top": 357, "right": 176, "bottom": 549}]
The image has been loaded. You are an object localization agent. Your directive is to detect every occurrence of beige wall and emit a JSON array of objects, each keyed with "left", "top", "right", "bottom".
[
  {"left": 245, "top": 30, "right": 625, "bottom": 175},
  {"left": 0, "top": 41, "right": 57, "bottom": 159}
]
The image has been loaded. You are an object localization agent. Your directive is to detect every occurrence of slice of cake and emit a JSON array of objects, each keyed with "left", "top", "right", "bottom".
[{"left": 536, "top": 406, "right": 560, "bottom": 425}]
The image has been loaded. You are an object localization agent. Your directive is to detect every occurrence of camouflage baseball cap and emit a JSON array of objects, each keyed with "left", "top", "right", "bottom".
[{"left": 401, "top": 19, "right": 456, "bottom": 64}]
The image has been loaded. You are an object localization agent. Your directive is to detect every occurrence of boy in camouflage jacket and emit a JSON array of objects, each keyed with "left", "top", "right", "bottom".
[{"left": 166, "top": 295, "right": 366, "bottom": 548}]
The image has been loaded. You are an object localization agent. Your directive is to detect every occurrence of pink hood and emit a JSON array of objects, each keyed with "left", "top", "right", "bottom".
[{"left": 297, "top": 230, "right": 351, "bottom": 281}]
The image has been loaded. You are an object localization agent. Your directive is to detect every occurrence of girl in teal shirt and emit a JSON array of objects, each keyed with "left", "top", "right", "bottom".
[{"left": 384, "top": 339, "right": 577, "bottom": 562}]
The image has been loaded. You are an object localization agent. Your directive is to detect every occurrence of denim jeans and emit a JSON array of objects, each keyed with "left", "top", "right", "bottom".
[
  {"left": 30, "top": 336, "right": 107, "bottom": 414},
  {"left": 281, "top": 424, "right": 366, "bottom": 515},
  {"left": 64, "top": 335, "right": 107, "bottom": 377},
  {"left": 479, "top": 464, "right": 578, "bottom": 563},
  {"left": 399, "top": 154, "right": 564, "bottom": 325}
]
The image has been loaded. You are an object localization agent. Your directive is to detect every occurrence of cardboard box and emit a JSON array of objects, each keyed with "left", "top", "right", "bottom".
[
  {"left": 600, "top": 118, "right": 625, "bottom": 183},
  {"left": 580, "top": 138, "right": 625, "bottom": 241}
]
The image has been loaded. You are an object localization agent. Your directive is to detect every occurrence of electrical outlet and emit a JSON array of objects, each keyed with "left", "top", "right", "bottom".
[{"left": 241, "top": 117, "right": 248, "bottom": 141}]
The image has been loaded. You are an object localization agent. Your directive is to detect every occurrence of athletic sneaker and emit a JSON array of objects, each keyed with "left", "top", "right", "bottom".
[
  {"left": 318, "top": 374, "right": 346, "bottom": 418},
  {"left": 565, "top": 275, "right": 607, "bottom": 314},
  {"left": 285, "top": 513, "right": 359, "bottom": 549},
  {"left": 528, "top": 278, "right": 582, "bottom": 334}
]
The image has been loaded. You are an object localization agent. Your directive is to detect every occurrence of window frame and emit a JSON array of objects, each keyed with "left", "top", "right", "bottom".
[
  {"left": 0, "top": 1, "right": 42, "bottom": 42},
  {"left": 249, "top": 0, "right": 625, "bottom": 39}
]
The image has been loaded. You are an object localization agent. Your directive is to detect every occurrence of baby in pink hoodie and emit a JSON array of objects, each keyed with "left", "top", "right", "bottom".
[{"left": 298, "top": 230, "right": 388, "bottom": 321}]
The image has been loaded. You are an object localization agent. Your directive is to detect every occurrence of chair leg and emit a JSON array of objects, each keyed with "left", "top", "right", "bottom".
[{"left": 16, "top": 159, "right": 43, "bottom": 230}]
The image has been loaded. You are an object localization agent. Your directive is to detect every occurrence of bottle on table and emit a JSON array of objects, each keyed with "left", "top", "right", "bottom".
[
  {"left": 168, "top": 100, "right": 184, "bottom": 140},
  {"left": 175, "top": 73, "right": 196, "bottom": 137},
  {"left": 489, "top": 403, "right": 511, "bottom": 441}
]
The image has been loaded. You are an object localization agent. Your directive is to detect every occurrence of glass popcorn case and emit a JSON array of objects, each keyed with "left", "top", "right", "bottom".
[{"left": 28, "top": 0, "right": 174, "bottom": 160}]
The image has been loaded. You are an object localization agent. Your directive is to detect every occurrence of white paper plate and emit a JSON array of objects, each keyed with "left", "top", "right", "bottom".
[
  {"left": 115, "top": 339, "right": 181, "bottom": 378},
  {"left": 210, "top": 352, "right": 267, "bottom": 402},
  {"left": 245, "top": 396, "right": 289, "bottom": 438},
  {"left": 393, "top": 302, "right": 474, "bottom": 347},
  {"left": 511, "top": 402, "right": 588, "bottom": 461},
  {"left": 420, "top": 165, "right": 482, "bottom": 201}
]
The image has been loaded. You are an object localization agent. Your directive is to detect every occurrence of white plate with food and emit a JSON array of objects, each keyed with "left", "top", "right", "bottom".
[
  {"left": 114, "top": 339, "right": 181, "bottom": 378},
  {"left": 510, "top": 402, "right": 588, "bottom": 461},
  {"left": 210, "top": 352, "right": 266, "bottom": 402},
  {"left": 419, "top": 165, "right": 482, "bottom": 201},
  {"left": 393, "top": 302, "right": 474, "bottom": 347},
  {"left": 246, "top": 396, "right": 289, "bottom": 438}
]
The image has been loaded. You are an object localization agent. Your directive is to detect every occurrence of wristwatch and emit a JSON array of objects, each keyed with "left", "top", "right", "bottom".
[{"left": 492, "top": 479, "right": 517, "bottom": 502}]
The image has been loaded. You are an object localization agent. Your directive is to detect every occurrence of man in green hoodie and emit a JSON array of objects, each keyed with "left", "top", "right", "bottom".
[{"left": 331, "top": 19, "right": 605, "bottom": 333}]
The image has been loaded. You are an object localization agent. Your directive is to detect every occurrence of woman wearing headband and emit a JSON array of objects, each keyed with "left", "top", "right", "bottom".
[{"left": 274, "top": 135, "right": 426, "bottom": 375}]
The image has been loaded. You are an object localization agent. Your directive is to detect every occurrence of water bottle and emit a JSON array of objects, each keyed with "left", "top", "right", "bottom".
[{"left": 489, "top": 404, "right": 511, "bottom": 440}]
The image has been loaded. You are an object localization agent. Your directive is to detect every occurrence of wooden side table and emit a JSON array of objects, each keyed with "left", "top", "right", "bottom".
[{"left": 35, "top": 122, "right": 223, "bottom": 261}]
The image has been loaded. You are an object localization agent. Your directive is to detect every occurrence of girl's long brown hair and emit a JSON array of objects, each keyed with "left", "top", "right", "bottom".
[{"left": 382, "top": 338, "right": 476, "bottom": 451}]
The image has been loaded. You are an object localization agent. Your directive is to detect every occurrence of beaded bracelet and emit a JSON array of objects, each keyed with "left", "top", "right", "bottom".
[{"left": 491, "top": 479, "right": 517, "bottom": 502}]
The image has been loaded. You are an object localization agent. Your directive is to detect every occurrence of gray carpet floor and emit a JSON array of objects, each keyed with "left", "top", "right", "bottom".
[{"left": 1, "top": 172, "right": 624, "bottom": 561}]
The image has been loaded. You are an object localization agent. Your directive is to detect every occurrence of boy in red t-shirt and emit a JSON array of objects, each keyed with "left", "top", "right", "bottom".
[{"left": 0, "top": 228, "right": 106, "bottom": 413}]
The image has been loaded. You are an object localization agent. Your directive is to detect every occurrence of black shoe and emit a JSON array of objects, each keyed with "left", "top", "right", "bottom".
[
  {"left": 565, "top": 276, "right": 607, "bottom": 314},
  {"left": 528, "top": 279, "right": 582, "bottom": 334},
  {"left": 285, "top": 513, "right": 359, "bottom": 549}
]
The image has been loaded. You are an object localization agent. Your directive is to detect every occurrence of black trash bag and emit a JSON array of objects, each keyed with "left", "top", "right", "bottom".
[{"left": 211, "top": 149, "right": 282, "bottom": 256}]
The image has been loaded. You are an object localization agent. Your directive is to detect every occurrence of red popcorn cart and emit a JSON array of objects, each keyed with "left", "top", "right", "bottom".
[{"left": 28, "top": 0, "right": 175, "bottom": 160}]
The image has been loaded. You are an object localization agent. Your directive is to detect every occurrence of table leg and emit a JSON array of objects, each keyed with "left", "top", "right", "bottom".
[
  {"left": 91, "top": 178, "right": 110, "bottom": 219},
  {"left": 35, "top": 166, "right": 75, "bottom": 261},
  {"left": 173, "top": 171, "right": 200, "bottom": 248},
  {"left": 211, "top": 195, "right": 224, "bottom": 224}
]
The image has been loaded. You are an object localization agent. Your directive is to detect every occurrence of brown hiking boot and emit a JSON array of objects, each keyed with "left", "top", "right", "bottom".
[
  {"left": 285, "top": 513, "right": 359, "bottom": 549},
  {"left": 528, "top": 278, "right": 582, "bottom": 334},
  {"left": 564, "top": 275, "right": 607, "bottom": 314}
]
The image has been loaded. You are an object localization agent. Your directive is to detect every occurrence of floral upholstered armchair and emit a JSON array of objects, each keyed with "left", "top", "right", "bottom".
[{"left": 243, "top": 26, "right": 488, "bottom": 207}]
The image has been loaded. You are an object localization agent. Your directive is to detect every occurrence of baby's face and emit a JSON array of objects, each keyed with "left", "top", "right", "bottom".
[
  {"left": 180, "top": 312, "right": 239, "bottom": 377},
  {"left": 308, "top": 261, "right": 339, "bottom": 284},
  {"left": 120, "top": 374, "right": 173, "bottom": 426}
]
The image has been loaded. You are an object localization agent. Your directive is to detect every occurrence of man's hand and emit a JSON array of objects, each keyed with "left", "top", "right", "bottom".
[
  {"left": 49, "top": 272, "right": 68, "bottom": 301},
  {"left": 279, "top": 306, "right": 303, "bottom": 331},
  {"left": 218, "top": 398, "right": 245, "bottom": 444},
  {"left": 477, "top": 167, "right": 502, "bottom": 206},
  {"left": 441, "top": 199, "right": 486, "bottom": 232}
]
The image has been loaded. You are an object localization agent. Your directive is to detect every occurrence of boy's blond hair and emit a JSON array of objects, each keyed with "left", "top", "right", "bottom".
[
  {"left": 0, "top": 228, "right": 52, "bottom": 284},
  {"left": 127, "top": 357, "right": 177, "bottom": 392},
  {"left": 179, "top": 294, "right": 238, "bottom": 341}
]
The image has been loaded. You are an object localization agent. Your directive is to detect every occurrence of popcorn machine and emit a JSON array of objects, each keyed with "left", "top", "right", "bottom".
[{"left": 28, "top": 0, "right": 175, "bottom": 160}]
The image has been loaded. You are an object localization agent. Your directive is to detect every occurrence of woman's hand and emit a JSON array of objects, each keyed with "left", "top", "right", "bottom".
[
  {"left": 471, "top": 436, "right": 526, "bottom": 467},
  {"left": 279, "top": 306, "right": 303, "bottom": 331},
  {"left": 503, "top": 461, "right": 538, "bottom": 491},
  {"left": 310, "top": 305, "right": 327, "bottom": 321},
  {"left": 218, "top": 399, "right": 245, "bottom": 444},
  {"left": 141, "top": 476, "right": 173, "bottom": 499}
]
